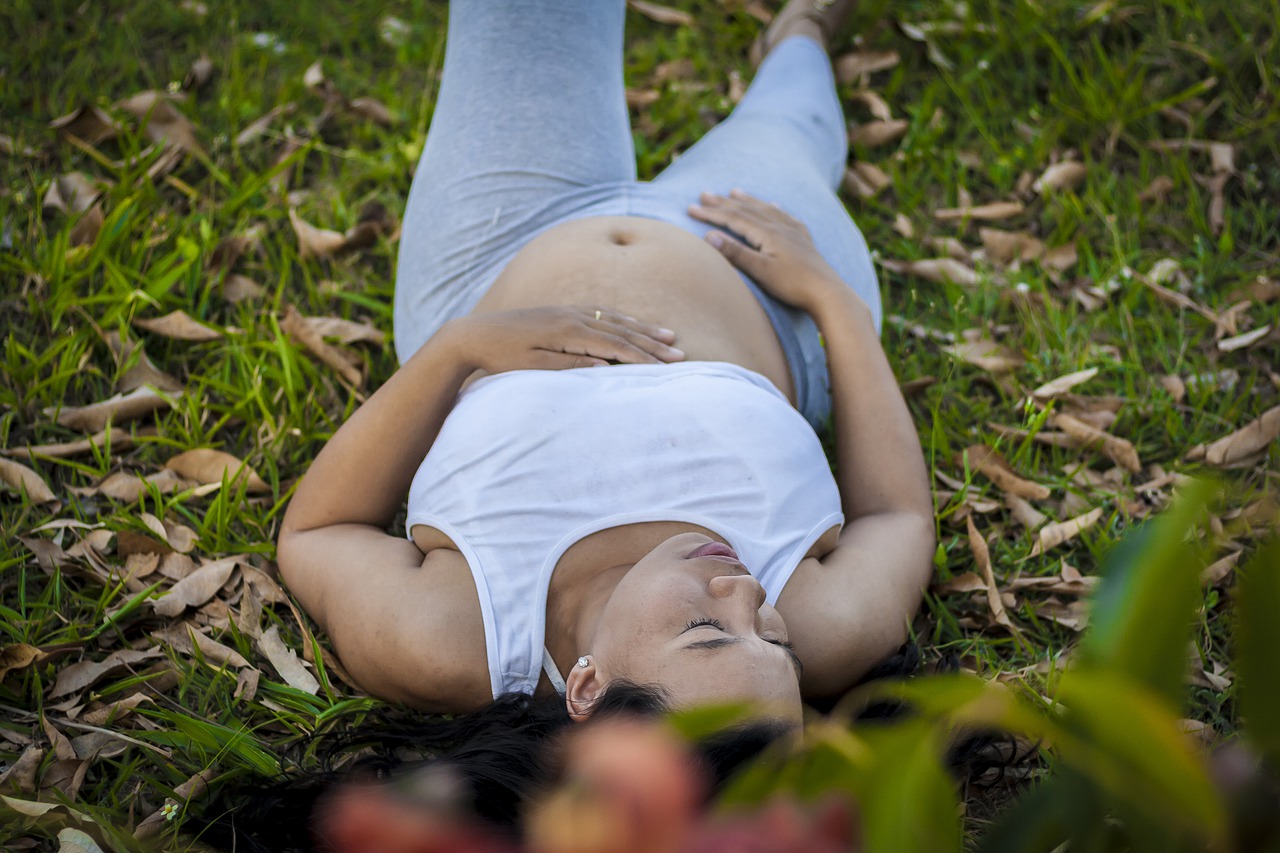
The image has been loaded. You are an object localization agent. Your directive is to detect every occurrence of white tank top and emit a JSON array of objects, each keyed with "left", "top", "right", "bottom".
[{"left": 405, "top": 362, "right": 843, "bottom": 699}]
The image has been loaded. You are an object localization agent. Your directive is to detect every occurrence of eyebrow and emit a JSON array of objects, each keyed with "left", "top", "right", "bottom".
[{"left": 683, "top": 636, "right": 805, "bottom": 678}]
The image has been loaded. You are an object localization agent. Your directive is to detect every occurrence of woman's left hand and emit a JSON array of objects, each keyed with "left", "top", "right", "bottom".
[{"left": 442, "top": 305, "right": 685, "bottom": 375}]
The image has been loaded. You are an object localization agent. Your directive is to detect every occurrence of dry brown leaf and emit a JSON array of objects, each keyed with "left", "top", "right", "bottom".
[
  {"left": 303, "top": 60, "right": 327, "bottom": 91},
  {"left": 849, "top": 119, "right": 909, "bottom": 148},
  {"left": 134, "top": 310, "right": 222, "bottom": 342},
  {"left": 834, "top": 50, "right": 900, "bottom": 83},
  {"left": 967, "top": 516, "right": 1018, "bottom": 633},
  {"left": 164, "top": 448, "right": 269, "bottom": 493},
  {"left": 303, "top": 316, "right": 387, "bottom": 346},
  {"left": 1031, "top": 367, "right": 1099, "bottom": 400},
  {"left": 150, "top": 557, "right": 239, "bottom": 618},
  {"left": 1185, "top": 405, "right": 1280, "bottom": 467},
  {"left": 1033, "top": 161, "right": 1086, "bottom": 194},
  {"left": 849, "top": 89, "right": 893, "bottom": 121},
  {"left": 933, "top": 201, "right": 1024, "bottom": 221},
  {"left": 979, "top": 228, "right": 1044, "bottom": 265},
  {"left": 289, "top": 209, "right": 347, "bottom": 259},
  {"left": 233, "top": 667, "right": 261, "bottom": 702},
  {"left": 627, "top": 0, "right": 695, "bottom": 25},
  {"left": 183, "top": 54, "right": 214, "bottom": 91},
  {"left": 923, "top": 236, "right": 969, "bottom": 262},
  {"left": 43, "top": 173, "right": 101, "bottom": 215},
  {"left": 962, "top": 445, "right": 1051, "bottom": 500},
  {"left": 80, "top": 693, "right": 152, "bottom": 728},
  {"left": 1040, "top": 243, "right": 1078, "bottom": 273},
  {"left": 1053, "top": 412, "right": 1142, "bottom": 474},
  {"left": 134, "top": 768, "right": 217, "bottom": 840},
  {"left": 1039, "top": 599, "right": 1089, "bottom": 631},
  {"left": 0, "top": 458, "right": 57, "bottom": 504},
  {"left": 944, "top": 340, "right": 1024, "bottom": 373},
  {"left": 1159, "top": 374, "right": 1187, "bottom": 403},
  {"left": 220, "top": 274, "right": 265, "bottom": 303},
  {"left": 113, "top": 91, "right": 204, "bottom": 155},
  {"left": 49, "top": 104, "right": 121, "bottom": 144},
  {"left": 152, "top": 624, "right": 249, "bottom": 669},
  {"left": 0, "top": 747, "right": 45, "bottom": 793},
  {"left": 931, "top": 572, "right": 986, "bottom": 594},
  {"left": 0, "top": 644, "right": 46, "bottom": 682},
  {"left": 891, "top": 214, "right": 914, "bottom": 239},
  {"left": 879, "top": 257, "right": 979, "bottom": 287},
  {"left": 92, "top": 468, "right": 190, "bottom": 502},
  {"left": 256, "top": 625, "right": 320, "bottom": 694},
  {"left": 1005, "top": 494, "right": 1047, "bottom": 530},
  {"left": 1230, "top": 276, "right": 1280, "bottom": 305},
  {"left": 347, "top": 96, "right": 395, "bottom": 126},
  {"left": 1217, "top": 325, "right": 1271, "bottom": 352},
  {"left": 281, "top": 305, "right": 363, "bottom": 385},
  {"left": 1201, "top": 551, "right": 1241, "bottom": 587},
  {"left": 1137, "top": 175, "right": 1176, "bottom": 203},
  {"left": 49, "top": 648, "right": 162, "bottom": 699},
  {"left": 234, "top": 102, "right": 295, "bottom": 147},
  {"left": 1027, "top": 507, "right": 1104, "bottom": 558},
  {"left": 49, "top": 385, "right": 175, "bottom": 432}
]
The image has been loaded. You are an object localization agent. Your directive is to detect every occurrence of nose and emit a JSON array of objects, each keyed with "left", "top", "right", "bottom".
[{"left": 709, "top": 572, "right": 767, "bottom": 610}]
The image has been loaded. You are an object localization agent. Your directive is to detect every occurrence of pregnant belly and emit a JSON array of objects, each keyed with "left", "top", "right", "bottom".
[{"left": 470, "top": 216, "right": 796, "bottom": 402}]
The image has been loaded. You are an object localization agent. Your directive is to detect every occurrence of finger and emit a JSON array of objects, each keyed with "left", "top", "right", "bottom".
[
  {"left": 560, "top": 330, "right": 671, "bottom": 365},
  {"left": 583, "top": 307, "right": 678, "bottom": 344},
  {"left": 589, "top": 319, "right": 684, "bottom": 362},
  {"left": 688, "top": 204, "right": 769, "bottom": 250},
  {"left": 705, "top": 229, "right": 766, "bottom": 278},
  {"left": 534, "top": 350, "right": 609, "bottom": 370}
]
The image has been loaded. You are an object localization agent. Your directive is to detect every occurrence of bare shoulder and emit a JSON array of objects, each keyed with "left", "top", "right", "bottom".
[
  {"left": 775, "top": 512, "right": 935, "bottom": 699},
  {"left": 278, "top": 524, "right": 493, "bottom": 712}
]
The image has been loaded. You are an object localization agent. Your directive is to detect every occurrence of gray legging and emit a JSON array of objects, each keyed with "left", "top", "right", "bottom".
[{"left": 394, "top": 0, "right": 880, "bottom": 429}]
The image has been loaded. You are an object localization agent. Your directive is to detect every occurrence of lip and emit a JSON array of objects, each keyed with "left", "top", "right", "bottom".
[{"left": 684, "top": 541, "right": 740, "bottom": 562}]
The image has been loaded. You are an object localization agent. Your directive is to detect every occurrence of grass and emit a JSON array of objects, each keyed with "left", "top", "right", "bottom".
[{"left": 2, "top": 0, "right": 1278, "bottom": 848}]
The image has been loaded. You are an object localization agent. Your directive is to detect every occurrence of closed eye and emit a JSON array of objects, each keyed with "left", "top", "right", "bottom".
[{"left": 681, "top": 620, "right": 803, "bottom": 677}]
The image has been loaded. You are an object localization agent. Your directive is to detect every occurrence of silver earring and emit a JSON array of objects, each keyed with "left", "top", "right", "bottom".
[{"left": 577, "top": 656, "right": 590, "bottom": 668}]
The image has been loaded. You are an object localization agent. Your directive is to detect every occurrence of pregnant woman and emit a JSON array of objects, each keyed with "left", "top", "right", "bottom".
[{"left": 277, "top": 0, "right": 934, "bottom": 731}]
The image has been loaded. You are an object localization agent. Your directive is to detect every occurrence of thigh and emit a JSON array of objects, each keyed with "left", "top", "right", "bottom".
[{"left": 395, "top": 0, "right": 636, "bottom": 361}]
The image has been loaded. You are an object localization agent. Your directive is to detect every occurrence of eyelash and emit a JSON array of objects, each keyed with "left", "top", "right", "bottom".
[{"left": 685, "top": 618, "right": 795, "bottom": 651}]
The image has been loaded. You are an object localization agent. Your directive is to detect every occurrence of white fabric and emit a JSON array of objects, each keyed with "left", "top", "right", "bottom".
[{"left": 405, "top": 361, "right": 844, "bottom": 699}]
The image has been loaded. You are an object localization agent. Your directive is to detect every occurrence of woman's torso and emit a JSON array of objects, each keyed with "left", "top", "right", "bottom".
[{"left": 471, "top": 216, "right": 796, "bottom": 403}]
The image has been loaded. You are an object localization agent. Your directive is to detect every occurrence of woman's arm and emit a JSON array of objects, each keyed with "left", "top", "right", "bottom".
[
  {"left": 278, "top": 307, "right": 683, "bottom": 708},
  {"left": 690, "top": 191, "right": 935, "bottom": 695}
]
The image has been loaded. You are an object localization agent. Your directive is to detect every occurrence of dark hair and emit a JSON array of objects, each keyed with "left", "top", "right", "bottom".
[{"left": 199, "top": 682, "right": 786, "bottom": 853}]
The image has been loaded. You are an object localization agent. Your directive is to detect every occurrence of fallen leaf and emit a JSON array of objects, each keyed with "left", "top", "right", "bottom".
[
  {"left": 1217, "top": 324, "right": 1271, "bottom": 352},
  {"left": 133, "top": 768, "right": 217, "bottom": 840},
  {"left": 834, "top": 50, "right": 900, "bottom": 83},
  {"left": 842, "top": 163, "right": 891, "bottom": 199},
  {"left": 183, "top": 55, "right": 214, "bottom": 91},
  {"left": 1185, "top": 405, "right": 1280, "bottom": 467},
  {"left": 627, "top": 0, "right": 695, "bottom": 25},
  {"left": 289, "top": 209, "right": 347, "bottom": 259},
  {"left": 979, "top": 228, "right": 1044, "bottom": 265},
  {"left": 134, "top": 310, "right": 222, "bottom": 342},
  {"left": 152, "top": 624, "right": 249, "bottom": 669},
  {"left": 1038, "top": 598, "right": 1089, "bottom": 631},
  {"left": 943, "top": 339, "right": 1025, "bottom": 373},
  {"left": 1137, "top": 175, "right": 1176, "bottom": 203},
  {"left": 49, "top": 649, "right": 162, "bottom": 699},
  {"left": 849, "top": 119, "right": 909, "bottom": 148},
  {"left": 1006, "top": 494, "right": 1047, "bottom": 530},
  {"left": 113, "top": 91, "right": 204, "bottom": 155},
  {"left": 878, "top": 257, "right": 979, "bottom": 286},
  {"left": 625, "top": 88, "right": 661, "bottom": 109},
  {"left": 1053, "top": 412, "right": 1142, "bottom": 474},
  {"left": 48, "top": 104, "right": 120, "bottom": 144},
  {"left": 150, "top": 557, "right": 239, "bottom": 617},
  {"left": 0, "top": 644, "right": 46, "bottom": 682},
  {"left": 234, "top": 102, "right": 295, "bottom": 146},
  {"left": 57, "top": 827, "right": 106, "bottom": 853},
  {"left": 0, "top": 458, "right": 57, "bottom": 504},
  {"left": 1027, "top": 507, "right": 1104, "bottom": 557},
  {"left": 848, "top": 89, "right": 893, "bottom": 121},
  {"left": 1032, "top": 161, "right": 1086, "bottom": 193},
  {"left": 164, "top": 448, "right": 269, "bottom": 493},
  {"left": 256, "top": 625, "right": 319, "bottom": 694},
  {"left": 90, "top": 468, "right": 191, "bottom": 503},
  {"left": 962, "top": 445, "right": 1051, "bottom": 500},
  {"left": 933, "top": 201, "right": 1024, "bottom": 221},
  {"left": 303, "top": 316, "right": 387, "bottom": 346},
  {"left": 281, "top": 305, "right": 363, "bottom": 385},
  {"left": 1031, "top": 367, "right": 1099, "bottom": 400},
  {"left": 892, "top": 214, "right": 914, "bottom": 238},
  {"left": 222, "top": 274, "right": 266, "bottom": 303},
  {"left": 931, "top": 572, "right": 986, "bottom": 594},
  {"left": 1201, "top": 551, "right": 1241, "bottom": 587},
  {"left": 968, "top": 515, "right": 1018, "bottom": 633},
  {"left": 923, "top": 236, "right": 969, "bottom": 261},
  {"left": 48, "top": 385, "right": 175, "bottom": 432},
  {"left": 1040, "top": 243, "right": 1078, "bottom": 273},
  {"left": 347, "top": 96, "right": 395, "bottom": 126},
  {"left": 43, "top": 173, "right": 101, "bottom": 215},
  {"left": 0, "top": 748, "right": 45, "bottom": 793},
  {"left": 233, "top": 667, "right": 261, "bottom": 702},
  {"left": 1159, "top": 374, "right": 1187, "bottom": 402}
]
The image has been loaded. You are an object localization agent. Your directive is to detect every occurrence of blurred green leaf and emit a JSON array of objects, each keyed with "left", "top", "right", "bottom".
[
  {"left": 977, "top": 772, "right": 1103, "bottom": 853},
  {"left": 666, "top": 701, "right": 757, "bottom": 742},
  {"left": 1234, "top": 536, "right": 1280, "bottom": 766},
  {"left": 859, "top": 673, "right": 1059, "bottom": 743},
  {"left": 859, "top": 720, "right": 963, "bottom": 853},
  {"left": 1055, "top": 669, "right": 1227, "bottom": 844},
  {"left": 1079, "top": 478, "right": 1215, "bottom": 706}
]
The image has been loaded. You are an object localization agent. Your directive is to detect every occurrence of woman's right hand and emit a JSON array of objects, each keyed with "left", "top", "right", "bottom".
[{"left": 442, "top": 306, "right": 684, "bottom": 375}]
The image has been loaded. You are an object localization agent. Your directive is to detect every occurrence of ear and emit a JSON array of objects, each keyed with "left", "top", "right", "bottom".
[{"left": 565, "top": 656, "right": 604, "bottom": 723}]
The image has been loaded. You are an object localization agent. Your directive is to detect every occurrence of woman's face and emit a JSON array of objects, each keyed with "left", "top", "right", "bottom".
[{"left": 579, "top": 532, "right": 803, "bottom": 725}]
